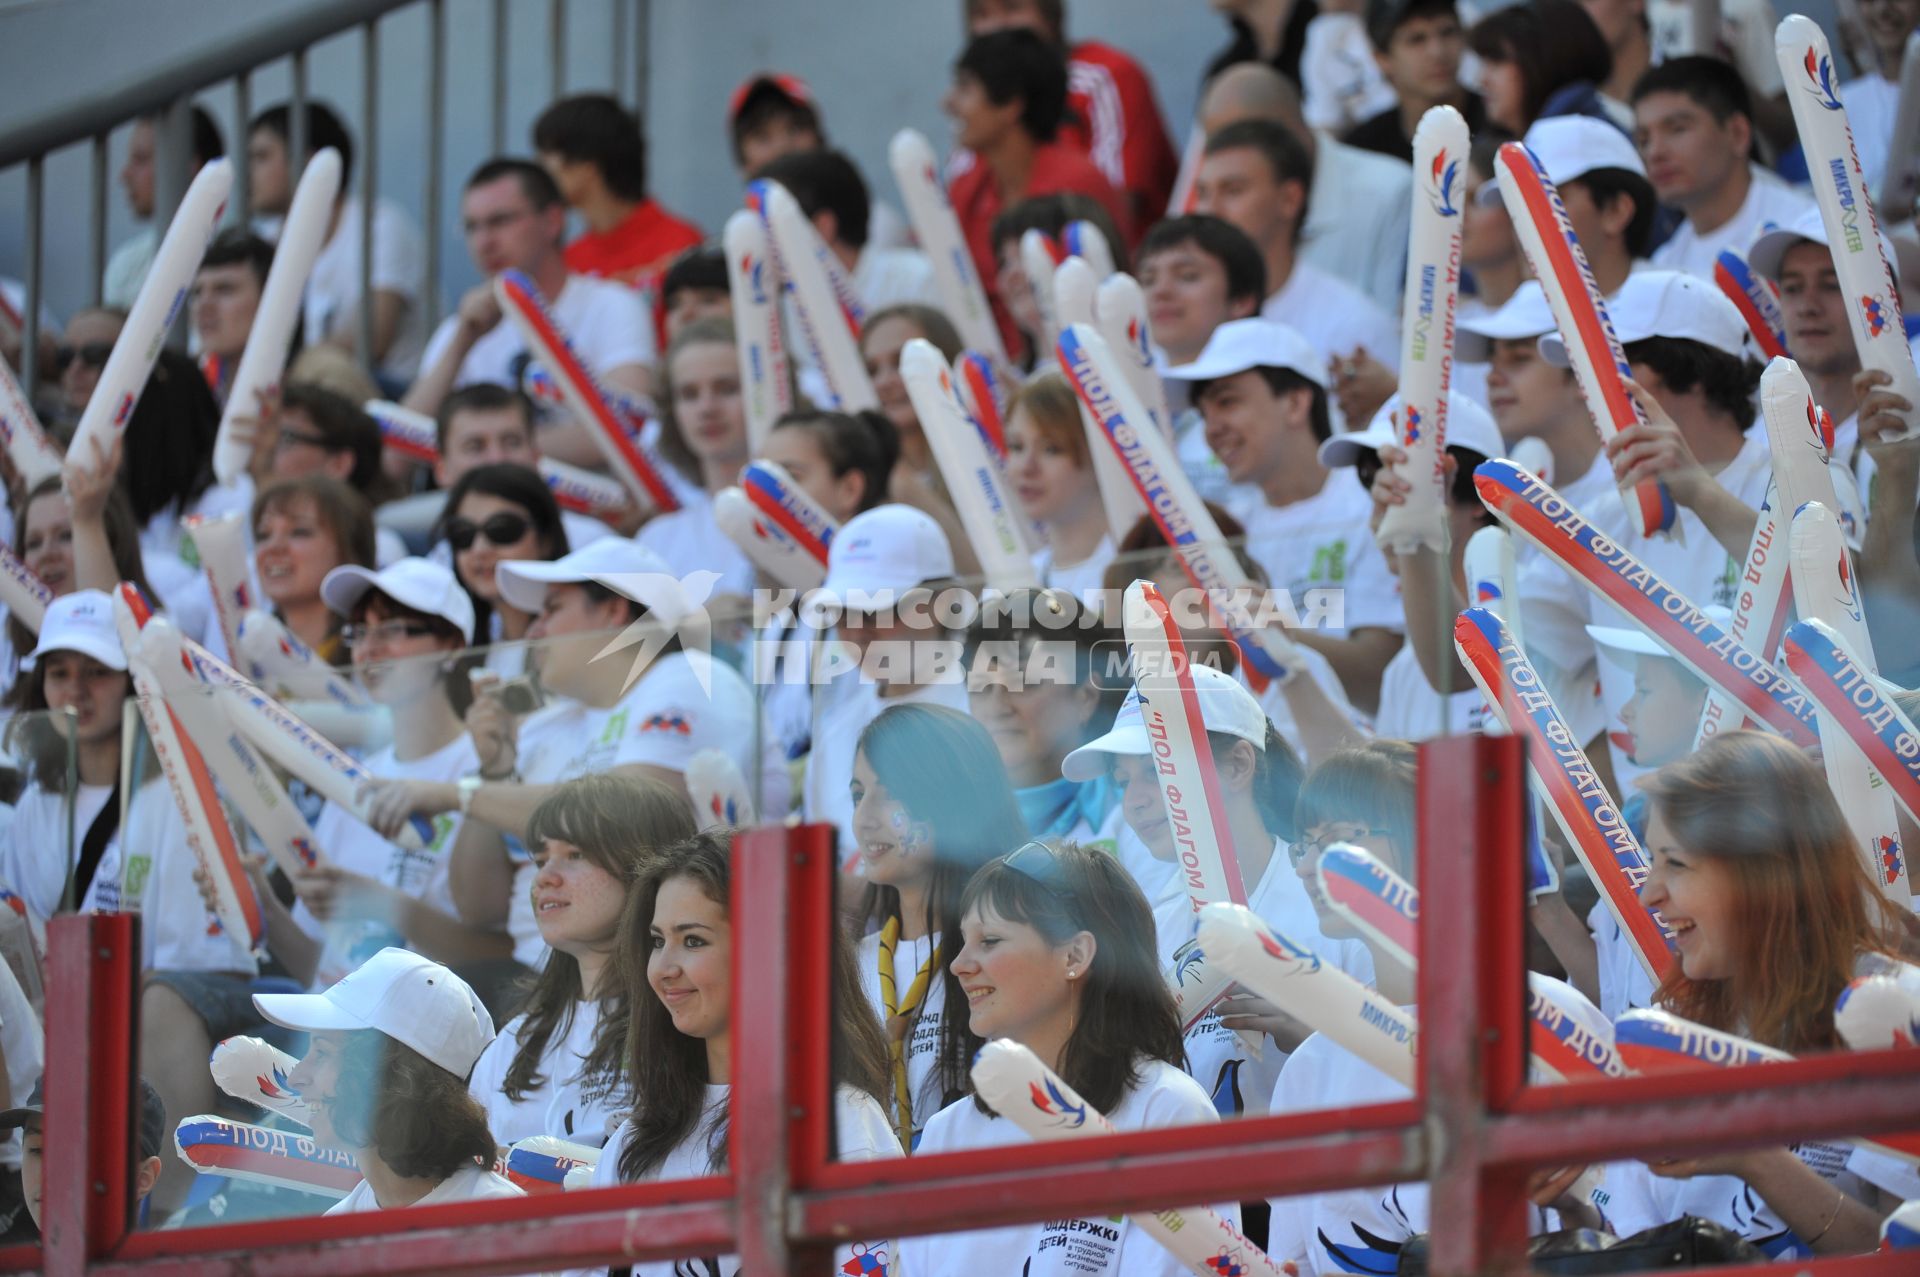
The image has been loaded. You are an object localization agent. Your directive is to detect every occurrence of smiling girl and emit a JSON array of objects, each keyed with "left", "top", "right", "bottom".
[
  {"left": 1004, "top": 374, "right": 1114, "bottom": 606},
  {"left": 573, "top": 830, "right": 898, "bottom": 1277},
  {"left": 251, "top": 475, "right": 377, "bottom": 663},
  {"left": 435, "top": 463, "right": 569, "bottom": 676},
  {"left": 896, "top": 839, "right": 1230, "bottom": 1276}
]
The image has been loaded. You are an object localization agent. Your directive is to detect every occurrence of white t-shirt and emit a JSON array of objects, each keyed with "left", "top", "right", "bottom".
[
  {"left": 1838, "top": 75, "right": 1902, "bottom": 194},
  {"left": 85, "top": 780, "right": 255, "bottom": 975},
  {"left": 326, "top": 1161, "right": 526, "bottom": 1215},
  {"left": 304, "top": 196, "right": 428, "bottom": 383},
  {"left": 852, "top": 245, "right": 940, "bottom": 313},
  {"left": 855, "top": 926, "right": 951, "bottom": 1145},
  {"left": 1301, "top": 137, "right": 1414, "bottom": 316},
  {"left": 0, "top": 782, "right": 114, "bottom": 925},
  {"left": 1231, "top": 472, "right": 1404, "bottom": 641},
  {"left": 103, "top": 227, "right": 158, "bottom": 310},
  {"left": 293, "top": 732, "right": 479, "bottom": 988},
  {"left": 507, "top": 652, "right": 757, "bottom": 966},
  {"left": 1372, "top": 640, "right": 1488, "bottom": 741},
  {"left": 1032, "top": 535, "right": 1116, "bottom": 612},
  {"left": 1170, "top": 840, "right": 1376, "bottom": 1120},
  {"left": 1650, "top": 170, "right": 1814, "bottom": 282},
  {"left": 1301, "top": 14, "right": 1398, "bottom": 133},
  {"left": 468, "top": 998, "right": 624, "bottom": 1148},
  {"left": 575, "top": 1084, "right": 900, "bottom": 1277},
  {"left": 1261, "top": 259, "right": 1401, "bottom": 377},
  {"left": 897, "top": 1060, "right": 1233, "bottom": 1277},
  {"left": 802, "top": 675, "right": 970, "bottom": 857},
  {"left": 635, "top": 489, "right": 757, "bottom": 601},
  {"left": 1588, "top": 896, "right": 1659, "bottom": 1022},
  {"left": 419, "top": 273, "right": 656, "bottom": 396},
  {"left": 1254, "top": 642, "right": 1361, "bottom": 758}
]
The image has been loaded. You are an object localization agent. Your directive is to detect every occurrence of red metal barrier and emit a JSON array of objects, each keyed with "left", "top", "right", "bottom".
[{"left": 15, "top": 735, "right": 1920, "bottom": 1275}]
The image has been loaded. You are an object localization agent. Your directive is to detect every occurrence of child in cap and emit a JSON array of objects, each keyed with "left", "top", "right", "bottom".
[
  {"left": 253, "top": 947, "right": 519, "bottom": 1212},
  {"left": 0, "top": 1075, "right": 167, "bottom": 1237}
]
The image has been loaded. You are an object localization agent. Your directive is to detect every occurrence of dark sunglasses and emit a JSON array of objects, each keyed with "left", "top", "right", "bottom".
[
  {"left": 54, "top": 342, "right": 113, "bottom": 371},
  {"left": 444, "top": 512, "right": 531, "bottom": 551}
]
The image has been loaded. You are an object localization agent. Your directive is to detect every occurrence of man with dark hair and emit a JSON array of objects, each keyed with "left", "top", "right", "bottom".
[
  {"left": 1344, "top": 0, "right": 1485, "bottom": 163},
  {"left": 533, "top": 93, "right": 702, "bottom": 303},
  {"left": 404, "top": 158, "right": 654, "bottom": 466},
  {"left": 1475, "top": 115, "right": 1657, "bottom": 295},
  {"left": 660, "top": 247, "right": 732, "bottom": 340},
  {"left": 268, "top": 383, "right": 389, "bottom": 496},
  {"left": 1632, "top": 56, "right": 1809, "bottom": 280},
  {"left": 1194, "top": 118, "right": 1398, "bottom": 401},
  {"left": 752, "top": 150, "right": 938, "bottom": 312},
  {"left": 104, "top": 107, "right": 225, "bottom": 308},
  {"left": 247, "top": 101, "right": 427, "bottom": 387},
  {"left": 191, "top": 229, "right": 275, "bottom": 405},
  {"left": 962, "top": 0, "right": 1181, "bottom": 224},
  {"left": 944, "top": 28, "right": 1133, "bottom": 350},
  {"left": 1204, "top": 0, "right": 1322, "bottom": 91}
]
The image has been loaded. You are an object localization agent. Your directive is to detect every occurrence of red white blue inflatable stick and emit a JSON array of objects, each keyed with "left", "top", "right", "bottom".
[
  {"left": 1060, "top": 323, "right": 1303, "bottom": 686},
  {"left": 1835, "top": 970, "right": 1920, "bottom": 1052},
  {"left": 725, "top": 207, "right": 792, "bottom": 453},
  {"left": 0, "top": 357, "right": 66, "bottom": 490},
  {"left": 187, "top": 511, "right": 253, "bottom": 664},
  {"left": 739, "top": 458, "right": 836, "bottom": 567},
  {"left": 495, "top": 269, "right": 680, "bottom": 513},
  {"left": 1779, "top": 14, "right": 1920, "bottom": 441},
  {"left": 1093, "top": 273, "right": 1172, "bottom": 440},
  {"left": 235, "top": 608, "right": 371, "bottom": 711},
  {"left": 1455, "top": 606, "right": 1677, "bottom": 981},
  {"left": 211, "top": 1034, "right": 311, "bottom": 1127},
  {"left": 888, "top": 129, "right": 1008, "bottom": 368},
  {"left": 523, "top": 366, "right": 652, "bottom": 437},
  {"left": 0, "top": 546, "right": 51, "bottom": 633},
  {"left": 748, "top": 179, "right": 878, "bottom": 412},
  {"left": 1020, "top": 229, "right": 1066, "bottom": 364},
  {"left": 1695, "top": 477, "right": 1788, "bottom": 749},
  {"left": 367, "top": 398, "right": 439, "bottom": 463},
  {"left": 174, "top": 1116, "right": 360, "bottom": 1197},
  {"left": 1061, "top": 219, "right": 1116, "bottom": 281},
  {"left": 1714, "top": 248, "right": 1789, "bottom": 360},
  {"left": 686, "top": 747, "right": 756, "bottom": 831},
  {"left": 506, "top": 1135, "right": 601, "bottom": 1195},
  {"left": 1493, "top": 142, "right": 1675, "bottom": 537},
  {"left": 1474, "top": 459, "right": 1820, "bottom": 747},
  {"left": 954, "top": 352, "right": 1008, "bottom": 459},
  {"left": 1782, "top": 617, "right": 1920, "bottom": 843},
  {"left": 972, "top": 1038, "right": 1292, "bottom": 1277},
  {"left": 1377, "top": 105, "right": 1468, "bottom": 556},
  {"left": 1055, "top": 264, "right": 1149, "bottom": 545},
  {"left": 1316, "top": 844, "right": 1416, "bottom": 968},
  {"left": 367, "top": 399, "right": 628, "bottom": 517}
]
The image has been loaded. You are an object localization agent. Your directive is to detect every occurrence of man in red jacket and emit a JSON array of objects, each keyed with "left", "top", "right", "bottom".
[{"left": 963, "top": 0, "right": 1180, "bottom": 226}]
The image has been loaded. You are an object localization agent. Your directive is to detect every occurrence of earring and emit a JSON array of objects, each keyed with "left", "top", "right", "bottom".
[{"left": 1066, "top": 969, "right": 1079, "bottom": 980}]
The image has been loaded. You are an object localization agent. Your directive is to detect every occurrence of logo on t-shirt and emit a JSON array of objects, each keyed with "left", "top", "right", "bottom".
[{"left": 642, "top": 712, "right": 693, "bottom": 735}]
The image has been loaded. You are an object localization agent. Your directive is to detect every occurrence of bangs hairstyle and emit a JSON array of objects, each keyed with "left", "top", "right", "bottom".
[
  {"left": 730, "top": 84, "right": 823, "bottom": 164},
  {"left": 661, "top": 246, "right": 730, "bottom": 304},
  {"left": 350, "top": 590, "right": 479, "bottom": 716},
  {"left": 768, "top": 408, "right": 900, "bottom": 515},
  {"left": 961, "top": 588, "right": 1126, "bottom": 744},
  {"left": 513, "top": 774, "right": 696, "bottom": 1106},
  {"left": 612, "top": 830, "right": 891, "bottom": 1181},
  {"left": 324, "top": 1032, "right": 495, "bottom": 1179},
  {"left": 1563, "top": 168, "right": 1659, "bottom": 259},
  {"left": 1641, "top": 732, "right": 1920, "bottom": 1053},
  {"left": 1138, "top": 214, "right": 1268, "bottom": 309},
  {"left": 1620, "top": 337, "right": 1759, "bottom": 428},
  {"left": 6, "top": 475, "right": 152, "bottom": 701},
  {"left": 433, "top": 462, "right": 569, "bottom": 642},
  {"left": 1189, "top": 365, "right": 1332, "bottom": 444},
  {"left": 532, "top": 94, "right": 649, "bottom": 201},
  {"left": 958, "top": 841, "right": 1183, "bottom": 1115},
  {"left": 1468, "top": 0, "right": 1613, "bottom": 129},
  {"left": 252, "top": 474, "right": 377, "bottom": 574},
  {"left": 855, "top": 704, "right": 1029, "bottom": 1110},
  {"left": 1005, "top": 371, "right": 1090, "bottom": 468},
  {"left": 656, "top": 315, "right": 740, "bottom": 485},
  {"left": 863, "top": 302, "right": 964, "bottom": 362},
  {"left": 955, "top": 28, "right": 1070, "bottom": 142},
  {"left": 1294, "top": 740, "right": 1419, "bottom": 879}
]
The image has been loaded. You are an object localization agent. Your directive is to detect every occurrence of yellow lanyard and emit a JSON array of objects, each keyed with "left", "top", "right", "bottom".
[{"left": 877, "top": 915, "right": 935, "bottom": 1148}]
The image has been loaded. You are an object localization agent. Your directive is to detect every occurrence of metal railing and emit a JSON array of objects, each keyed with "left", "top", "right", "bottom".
[
  {"left": 1, "top": 0, "right": 650, "bottom": 397},
  {"left": 14, "top": 735, "right": 1920, "bottom": 1275}
]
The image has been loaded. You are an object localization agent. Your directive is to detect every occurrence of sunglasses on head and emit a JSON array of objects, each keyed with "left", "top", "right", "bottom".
[
  {"left": 444, "top": 512, "right": 531, "bottom": 550},
  {"left": 1003, "top": 840, "right": 1075, "bottom": 898}
]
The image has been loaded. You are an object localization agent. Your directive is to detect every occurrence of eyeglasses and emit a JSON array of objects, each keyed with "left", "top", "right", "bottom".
[
  {"left": 276, "top": 427, "right": 333, "bottom": 451},
  {"left": 1289, "top": 826, "right": 1393, "bottom": 865},
  {"left": 341, "top": 620, "right": 439, "bottom": 649},
  {"left": 1003, "top": 840, "right": 1074, "bottom": 897},
  {"left": 54, "top": 342, "right": 113, "bottom": 372},
  {"left": 444, "top": 513, "right": 531, "bottom": 550}
]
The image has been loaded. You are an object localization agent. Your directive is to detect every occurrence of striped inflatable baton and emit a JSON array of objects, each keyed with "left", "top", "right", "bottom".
[
  {"left": 972, "top": 1039, "right": 1293, "bottom": 1277},
  {"left": 888, "top": 129, "right": 1008, "bottom": 367},
  {"left": 954, "top": 351, "right": 1008, "bottom": 459},
  {"left": 1053, "top": 255, "right": 1098, "bottom": 329},
  {"left": 1494, "top": 142, "right": 1675, "bottom": 536},
  {"left": 1694, "top": 477, "right": 1788, "bottom": 749},
  {"left": 367, "top": 399, "right": 629, "bottom": 516},
  {"left": 1782, "top": 618, "right": 1920, "bottom": 834},
  {"left": 1021, "top": 229, "right": 1066, "bottom": 363},
  {"left": 1061, "top": 219, "right": 1116, "bottom": 280},
  {"left": 1056, "top": 263, "right": 1149, "bottom": 545},
  {"left": 1454, "top": 606, "right": 1677, "bottom": 981},
  {"left": 738, "top": 459, "right": 835, "bottom": 568},
  {"left": 1788, "top": 502, "right": 1909, "bottom": 903},
  {"left": 1713, "top": 248, "right": 1789, "bottom": 360},
  {"left": 1093, "top": 273, "right": 1173, "bottom": 439},
  {"left": 748, "top": 179, "right": 878, "bottom": 412},
  {"left": 686, "top": 747, "right": 756, "bottom": 831},
  {"left": 506, "top": 1135, "right": 602, "bottom": 1195},
  {"left": 1835, "top": 969, "right": 1920, "bottom": 1052},
  {"left": 174, "top": 1116, "right": 360, "bottom": 1197},
  {"left": 523, "top": 365, "right": 652, "bottom": 438},
  {"left": 1779, "top": 14, "right": 1920, "bottom": 441},
  {"left": 725, "top": 207, "right": 792, "bottom": 454},
  {"left": 1474, "top": 459, "right": 1820, "bottom": 746},
  {"left": 1060, "top": 323, "right": 1303, "bottom": 686},
  {"left": 0, "top": 546, "right": 51, "bottom": 633},
  {"left": 366, "top": 398, "right": 439, "bottom": 463},
  {"left": 0, "top": 357, "right": 66, "bottom": 489},
  {"left": 113, "top": 585, "right": 264, "bottom": 949},
  {"left": 714, "top": 488, "right": 825, "bottom": 591},
  {"left": 187, "top": 511, "right": 252, "bottom": 665},
  {"left": 210, "top": 1034, "right": 312, "bottom": 1127},
  {"left": 495, "top": 269, "right": 679, "bottom": 513}
]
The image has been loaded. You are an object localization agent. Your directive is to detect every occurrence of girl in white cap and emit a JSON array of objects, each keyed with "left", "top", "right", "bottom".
[
  {"left": 573, "top": 830, "right": 898, "bottom": 1276},
  {"left": 253, "top": 947, "right": 520, "bottom": 1212},
  {"left": 467, "top": 773, "right": 695, "bottom": 1147},
  {"left": 896, "top": 840, "right": 1233, "bottom": 1276}
]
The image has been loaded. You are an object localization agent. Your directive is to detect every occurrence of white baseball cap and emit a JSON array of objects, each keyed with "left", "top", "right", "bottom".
[
  {"left": 1061, "top": 664, "right": 1268, "bottom": 782},
  {"left": 1457, "top": 282, "right": 1557, "bottom": 364},
  {"left": 28, "top": 589, "right": 126, "bottom": 671},
  {"left": 1747, "top": 203, "right": 1906, "bottom": 285},
  {"left": 1539, "top": 271, "right": 1748, "bottom": 367},
  {"left": 1476, "top": 117, "right": 1648, "bottom": 209},
  {"left": 496, "top": 537, "right": 680, "bottom": 619},
  {"left": 1162, "top": 318, "right": 1328, "bottom": 390},
  {"left": 253, "top": 947, "right": 495, "bottom": 1078},
  {"left": 1319, "top": 391, "right": 1505, "bottom": 469},
  {"left": 322, "top": 558, "right": 476, "bottom": 643},
  {"left": 819, "top": 504, "right": 955, "bottom": 601},
  {"left": 1586, "top": 605, "right": 1732, "bottom": 664}
]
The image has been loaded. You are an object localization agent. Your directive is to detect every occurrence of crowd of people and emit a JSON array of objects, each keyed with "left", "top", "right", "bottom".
[{"left": 1, "top": 0, "right": 1918, "bottom": 1270}]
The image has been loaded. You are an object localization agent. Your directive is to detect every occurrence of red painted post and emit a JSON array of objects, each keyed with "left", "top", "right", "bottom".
[
  {"left": 1418, "top": 734, "right": 1532, "bottom": 1276},
  {"left": 41, "top": 912, "right": 140, "bottom": 1276}
]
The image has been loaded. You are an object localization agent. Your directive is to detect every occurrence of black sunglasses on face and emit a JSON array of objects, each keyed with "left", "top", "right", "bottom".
[
  {"left": 445, "top": 513, "right": 532, "bottom": 551},
  {"left": 54, "top": 343, "right": 113, "bottom": 372}
]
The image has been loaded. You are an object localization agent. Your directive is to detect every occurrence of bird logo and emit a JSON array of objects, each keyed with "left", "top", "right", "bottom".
[
  {"left": 1431, "top": 149, "right": 1460, "bottom": 216},
  {"left": 1803, "top": 48, "right": 1843, "bottom": 110},
  {"left": 1028, "top": 1077, "right": 1089, "bottom": 1128}
]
